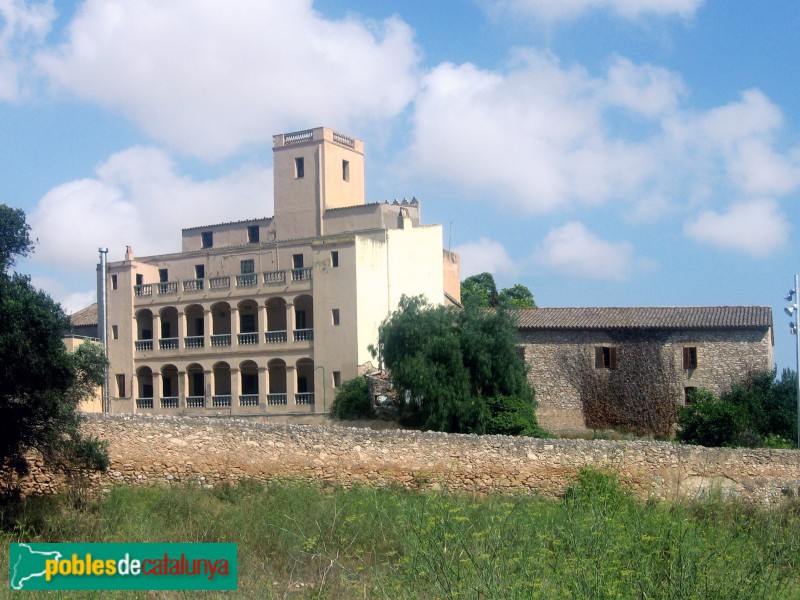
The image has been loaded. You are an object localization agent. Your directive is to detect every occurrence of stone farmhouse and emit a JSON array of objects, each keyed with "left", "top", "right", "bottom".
[
  {"left": 100, "top": 127, "right": 461, "bottom": 416},
  {"left": 515, "top": 306, "right": 774, "bottom": 433}
]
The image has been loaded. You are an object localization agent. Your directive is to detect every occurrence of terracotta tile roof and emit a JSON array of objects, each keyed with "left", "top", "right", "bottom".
[
  {"left": 514, "top": 306, "right": 773, "bottom": 330},
  {"left": 70, "top": 303, "right": 98, "bottom": 327}
]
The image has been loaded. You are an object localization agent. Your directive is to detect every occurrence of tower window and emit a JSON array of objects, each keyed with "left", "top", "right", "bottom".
[
  {"left": 201, "top": 231, "right": 213, "bottom": 248},
  {"left": 683, "top": 347, "right": 698, "bottom": 369},
  {"left": 195, "top": 264, "right": 205, "bottom": 279},
  {"left": 240, "top": 259, "right": 255, "bottom": 274},
  {"left": 248, "top": 225, "right": 260, "bottom": 243},
  {"left": 111, "top": 274, "right": 118, "bottom": 290},
  {"left": 331, "top": 251, "right": 339, "bottom": 267},
  {"left": 342, "top": 159, "right": 350, "bottom": 182},
  {"left": 332, "top": 309, "right": 340, "bottom": 326},
  {"left": 159, "top": 268, "right": 168, "bottom": 283},
  {"left": 295, "top": 157, "right": 305, "bottom": 179},
  {"left": 594, "top": 346, "right": 617, "bottom": 369}
]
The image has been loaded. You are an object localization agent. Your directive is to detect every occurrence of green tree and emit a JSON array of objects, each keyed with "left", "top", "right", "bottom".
[
  {"left": 461, "top": 273, "right": 536, "bottom": 310},
  {"left": 0, "top": 205, "right": 108, "bottom": 488},
  {"left": 330, "top": 376, "right": 373, "bottom": 420},
  {"left": 377, "top": 295, "right": 547, "bottom": 436}
]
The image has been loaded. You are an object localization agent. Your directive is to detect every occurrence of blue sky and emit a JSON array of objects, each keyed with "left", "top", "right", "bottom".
[{"left": 2, "top": 0, "right": 799, "bottom": 370}]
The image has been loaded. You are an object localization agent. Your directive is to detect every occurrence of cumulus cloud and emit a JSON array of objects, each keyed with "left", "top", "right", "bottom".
[
  {"left": 29, "top": 146, "right": 272, "bottom": 272},
  {"left": 452, "top": 237, "right": 515, "bottom": 279},
  {"left": 484, "top": 0, "right": 703, "bottom": 23},
  {"left": 536, "top": 222, "right": 633, "bottom": 280},
  {"left": 683, "top": 200, "right": 789, "bottom": 257},
  {"left": 37, "top": 0, "right": 419, "bottom": 159},
  {"left": 0, "top": 0, "right": 54, "bottom": 99}
]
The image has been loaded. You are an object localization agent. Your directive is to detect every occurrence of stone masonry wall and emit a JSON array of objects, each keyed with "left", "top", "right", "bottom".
[
  {"left": 12, "top": 414, "right": 800, "bottom": 506},
  {"left": 520, "top": 327, "right": 773, "bottom": 434}
]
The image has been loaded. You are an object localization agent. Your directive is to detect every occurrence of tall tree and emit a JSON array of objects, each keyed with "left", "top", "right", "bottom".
[
  {"left": 376, "top": 295, "right": 546, "bottom": 436},
  {"left": 461, "top": 273, "right": 536, "bottom": 310},
  {"left": 0, "top": 204, "right": 107, "bottom": 488}
]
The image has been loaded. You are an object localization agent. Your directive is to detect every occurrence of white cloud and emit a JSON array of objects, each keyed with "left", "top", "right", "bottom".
[
  {"left": 683, "top": 200, "right": 789, "bottom": 257},
  {"left": 536, "top": 221, "right": 633, "bottom": 280},
  {"left": 484, "top": 0, "right": 703, "bottom": 23},
  {"left": 452, "top": 237, "right": 515, "bottom": 279},
  {"left": 29, "top": 146, "right": 272, "bottom": 272},
  {"left": 37, "top": 0, "right": 419, "bottom": 159},
  {"left": 0, "top": 0, "right": 54, "bottom": 99}
]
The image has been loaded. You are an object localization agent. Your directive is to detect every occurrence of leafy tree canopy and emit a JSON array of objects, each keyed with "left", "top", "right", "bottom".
[
  {"left": 0, "top": 204, "right": 108, "bottom": 486},
  {"left": 461, "top": 273, "right": 536, "bottom": 310},
  {"left": 377, "top": 295, "right": 546, "bottom": 436}
]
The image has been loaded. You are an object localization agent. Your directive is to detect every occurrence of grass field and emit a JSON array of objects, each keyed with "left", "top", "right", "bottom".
[{"left": 1, "top": 470, "right": 799, "bottom": 599}]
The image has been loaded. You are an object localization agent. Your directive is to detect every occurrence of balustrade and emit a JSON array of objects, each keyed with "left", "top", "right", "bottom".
[
  {"left": 236, "top": 274, "right": 257, "bottom": 287},
  {"left": 184, "top": 336, "right": 204, "bottom": 348},
  {"left": 265, "top": 330, "right": 287, "bottom": 343},
  {"left": 263, "top": 270, "right": 286, "bottom": 285},
  {"left": 135, "top": 340, "right": 153, "bottom": 351},
  {"left": 209, "top": 276, "right": 230, "bottom": 289},
  {"left": 212, "top": 395, "right": 232, "bottom": 407},
  {"left": 295, "top": 393, "right": 315, "bottom": 405},
  {"left": 239, "top": 395, "right": 259, "bottom": 407},
  {"left": 293, "top": 328, "right": 314, "bottom": 342},
  {"left": 157, "top": 281, "right": 178, "bottom": 295},
  {"left": 211, "top": 334, "right": 231, "bottom": 347},
  {"left": 238, "top": 332, "right": 258, "bottom": 345},
  {"left": 183, "top": 279, "right": 204, "bottom": 292},
  {"left": 136, "top": 398, "right": 154, "bottom": 409},
  {"left": 267, "top": 393, "right": 287, "bottom": 405},
  {"left": 134, "top": 284, "right": 152, "bottom": 296},
  {"left": 159, "top": 338, "right": 179, "bottom": 350},
  {"left": 160, "top": 397, "right": 179, "bottom": 409},
  {"left": 291, "top": 267, "right": 312, "bottom": 281},
  {"left": 186, "top": 396, "right": 205, "bottom": 408}
]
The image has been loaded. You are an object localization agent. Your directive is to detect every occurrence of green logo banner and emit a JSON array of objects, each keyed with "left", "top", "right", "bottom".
[{"left": 9, "top": 543, "right": 237, "bottom": 591}]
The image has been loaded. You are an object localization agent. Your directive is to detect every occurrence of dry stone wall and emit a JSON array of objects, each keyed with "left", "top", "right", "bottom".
[{"left": 11, "top": 414, "right": 800, "bottom": 505}]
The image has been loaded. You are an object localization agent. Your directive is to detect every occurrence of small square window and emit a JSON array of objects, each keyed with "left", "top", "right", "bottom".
[
  {"left": 241, "top": 259, "right": 255, "bottom": 274},
  {"left": 594, "top": 346, "right": 617, "bottom": 369},
  {"left": 332, "top": 371, "right": 341, "bottom": 388},
  {"left": 112, "top": 325, "right": 119, "bottom": 340},
  {"left": 195, "top": 264, "right": 205, "bottom": 279},
  {"left": 332, "top": 309, "right": 340, "bottom": 326},
  {"left": 111, "top": 274, "right": 118, "bottom": 290},
  {"left": 159, "top": 268, "right": 168, "bottom": 283},
  {"left": 683, "top": 347, "right": 698, "bottom": 370},
  {"left": 342, "top": 159, "right": 350, "bottom": 182},
  {"left": 331, "top": 251, "right": 339, "bottom": 268},
  {"left": 116, "top": 374, "right": 126, "bottom": 397},
  {"left": 248, "top": 225, "right": 260, "bottom": 243},
  {"left": 201, "top": 231, "right": 213, "bottom": 248},
  {"left": 295, "top": 157, "right": 305, "bottom": 178}
]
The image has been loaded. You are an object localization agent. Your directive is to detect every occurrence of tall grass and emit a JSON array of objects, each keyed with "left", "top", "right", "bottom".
[{"left": 1, "top": 472, "right": 798, "bottom": 599}]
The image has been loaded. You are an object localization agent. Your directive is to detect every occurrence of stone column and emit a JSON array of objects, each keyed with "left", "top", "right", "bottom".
[
  {"left": 178, "top": 311, "right": 186, "bottom": 349},
  {"left": 257, "top": 304, "right": 267, "bottom": 344},
  {"left": 203, "top": 309, "right": 212, "bottom": 348},
  {"left": 231, "top": 367, "right": 240, "bottom": 410},
  {"left": 231, "top": 306, "right": 240, "bottom": 344},
  {"left": 259, "top": 366, "right": 268, "bottom": 408},
  {"left": 286, "top": 301, "right": 295, "bottom": 341},
  {"left": 205, "top": 368, "right": 214, "bottom": 405},
  {"left": 151, "top": 313, "right": 161, "bottom": 346},
  {"left": 178, "top": 371, "right": 186, "bottom": 408},
  {"left": 287, "top": 365, "right": 297, "bottom": 405},
  {"left": 152, "top": 371, "right": 161, "bottom": 409}
]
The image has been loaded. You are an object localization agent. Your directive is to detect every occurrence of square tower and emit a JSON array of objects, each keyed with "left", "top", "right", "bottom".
[{"left": 272, "top": 127, "right": 365, "bottom": 239}]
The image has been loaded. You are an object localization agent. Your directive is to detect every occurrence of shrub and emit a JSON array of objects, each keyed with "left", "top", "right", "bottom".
[
  {"left": 485, "top": 395, "right": 548, "bottom": 437},
  {"left": 677, "top": 394, "right": 748, "bottom": 447},
  {"left": 329, "top": 377, "right": 373, "bottom": 420}
]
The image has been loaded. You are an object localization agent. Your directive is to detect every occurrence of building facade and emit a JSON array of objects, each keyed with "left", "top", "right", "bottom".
[
  {"left": 103, "top": 127, "right": 460, "bottom": 416},
  {"left": 515, "top": 306, "right": 774, "bottom": 433}
]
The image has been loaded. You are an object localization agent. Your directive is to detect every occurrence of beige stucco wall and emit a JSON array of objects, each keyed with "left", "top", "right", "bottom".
[
  {"left": 12, "top": 415, "right": 800, "bottom": 506},
  {"left": 519, "top": 327, "right": 774, "bottom": 434}
]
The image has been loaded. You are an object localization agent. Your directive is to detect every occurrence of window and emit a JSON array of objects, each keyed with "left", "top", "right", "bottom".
[
  {"left": 296, "top": 310, "right": 307, "bottom": 329},
  {"left": 240, "top": 259, "right": 255, "bottom": 274},
  {"left": 163, "top": 378, "right": 173, "bottom": 397},
  {"left": 594, "top": 346, "right": 617, "bottom": 369},
  {"left": 331, "top": 251, "right": 339, "bottom": 268},
  {"left": 195, "top": 318, "right": 204, "bottom": 336},
  {"left": 342, "top": 159, "right": 350, "bottom": 182},
  {"left": 332, "top": 309, "right": 340, "bottom": 326},
  {"left": 248, "top": 225, "right": 260, "bottom": 243},
  {"left": 135, "top": 273, "right": 143, "bottom": 286},
  {"left": 115, "top": 374, "right": 125, "bottom": 397},
  {"left": 241, "top": 373, "right": 258, "bottom": 395},
  {"left": 295, "top": 157, "right": 304, "bottom": 178},
  {"left": 201, "top": 231, "right": 213, "bottom": 248},
  {"left": 333, "top": 371, "right": 341, "bottom": 388},
  {"left": 683, "top": 346, "right": 698, "bottom": 370},
  {"left": 297, "top": 376, "right": 308, "bottom": 393},
  {"left": 141, "top": 328, "right": 152, "bottom": 341},
  {"left": 684, "top": 387, "right": 697, "bottom": 404},
  {"left": 159, "top": 268, "right": 168, "bottom": 283},
  {"left": 111, "top": 325, "right": 119, "bottom": 340},
  {"left": 161, "top": 322, "right": 171, "bottom": 338},
  {"left": 292, "top": 254, "right": 304, "bottom": 269},
  {"left": 195, "top": 264, "right": 205, "bottom": 279},
  {"left": 240, "top": 313, "right": 256, "bottom": 333},
  {"left": 111, "top": 274, "right": 118, "bottom": 290}
]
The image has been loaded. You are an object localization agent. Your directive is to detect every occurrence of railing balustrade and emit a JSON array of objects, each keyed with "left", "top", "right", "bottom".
[
  {"left": 136, "top": 398, "right": 154, "bottom": 409},
  {"left": 239, "top": 395, "right": 259, "bottom": 407},
  {"left": 134, "top": 284, "right": 152, "bottom": 296},
  {"left": 284, "top": 130, "right": 313, "bottom": 144},
  {"left": 211, "top": 334, "right": 231, "bottom": 347},
  {"left": 186, "top": 396, "right": 205, "bottom": 408},
  {"left": 236, "top": 273, "right": 257, "bottom": 287},
  {"left": 332, "top": 131, "right": 355, "bottom": 148},
  {"left": 238, "top": 332, "right": 258, "bottom": 345},
  {"left": 293, "top": 329, "right": 314, "bottom": 342},
  {"left": 295, "top": 393, "right": 315, "bottom": 405},
  {"left": 267, "top": 393, "right": 287, "bottom": 405},
  {"left": 209, "top": 276, "right": 230, "bottom": 289},
  {"left": 291, "top": 267, "right": 312, "bottom": 281},
  {"left": 265, "top": 330, "right": 287, "bottom": 343},
  {"left": 184, "top": 336, "right": 204, "bottom": 348},
  {"left": 263, "top": 270, "right": 286, "bottom": 285},
  {"left": 183, "top": 279, "right": 204, "bottom": 292},
  {"left": 212, "top": 395, "right": 232, "bottom": 407},
  {"left": 160, "top": 397, "right": 179, "bottom": 409},
  {"left": 159, "top": 337, "right": 179, "bottom": 350},
  {"left": 135, "top": 340, "right": 153, "bottom": 351},
  {"left": 157, "top": 281, "right": 178, "bottom": 295}
]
